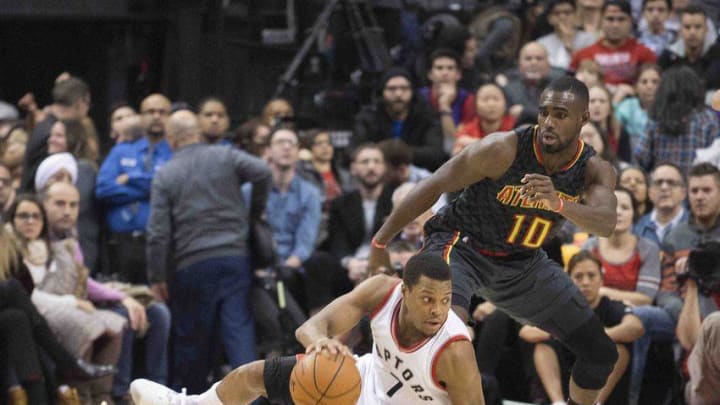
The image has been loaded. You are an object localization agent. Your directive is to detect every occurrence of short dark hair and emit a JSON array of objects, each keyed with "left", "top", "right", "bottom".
[
  {"left": 388, "top": 239, "right": 418, "bottom": 254},
  {"left": 642, "top": 0, "right": 670, "bottom": 10},
  {"left": 52, "top": 77, "right": 90, "bottom": 107},
  {"left": 196, "top": 96, "right": 227, "bottom": 113},
  {"left": 544, "top": 76, "right": 589, "bottom": 110},
  {"left": 567, "top": 250, "right": 603, "bottom": 277},
  {"left": 403, "top": 252, "right": 451, "bottom": 289},
  {"left": 299, "top": 128, "right": 331, "bottom": 150},
  {"left": 547, "top": 0, "right": 576, "bottom": 14},
  {"left": 602, "top": 0, "right": 632, "bottom": 16},
  {"left": 109, "top": 101, "right": 133, "bottom": 117},
  {"left": 377, "top": 139, "right": 412, "bottom": 167},
  {"left": 679, "top": 4, "right": 707, "bottom": 19},
  {"left": 350, "top": 143, "right": 384, "bottom": 164},
  {"left": 688, "top": 162, "right": 720, "bottom": 187},
  {"left": 651, "top": 162, "right": 686, "bottom": 186},
  {"left": 428, "top": 48, "right": 461, "bottom": 71}
]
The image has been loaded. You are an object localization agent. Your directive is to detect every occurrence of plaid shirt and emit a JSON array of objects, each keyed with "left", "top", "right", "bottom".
[{"left": 634, "top": 108, "right": 720, "bottom": 175}]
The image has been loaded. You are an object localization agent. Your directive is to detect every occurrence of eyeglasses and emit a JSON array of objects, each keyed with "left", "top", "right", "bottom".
[
  {"left": 15, "top": 212, "right": 42, "bottom": 222},
  {"left": 651, "top": 178, "right": 683, "bottom": 188},
  {"left": 0, "top": 177, "right": 10, "bottom": 187}
]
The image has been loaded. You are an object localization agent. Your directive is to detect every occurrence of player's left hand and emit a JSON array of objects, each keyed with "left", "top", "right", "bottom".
[{"left": 520, "top": 174, "right": 561, "bottom": 211}]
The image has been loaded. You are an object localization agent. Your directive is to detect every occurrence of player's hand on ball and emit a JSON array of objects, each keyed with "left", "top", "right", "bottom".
[
  {"left": 307, "top": 337, "right": 355, "bottom": 359},
  {"left": 521, "top": 173, "right": 561, "bottom": 211}
]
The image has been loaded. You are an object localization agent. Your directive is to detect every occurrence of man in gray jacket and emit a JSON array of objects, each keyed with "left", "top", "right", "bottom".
[{"left": 146, "top": 110, "right": 272, "bottom": 394}]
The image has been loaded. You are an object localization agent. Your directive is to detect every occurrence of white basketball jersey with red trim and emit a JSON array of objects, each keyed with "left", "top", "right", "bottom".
[{"left": 356, "top": 282, "right": 471, "bottom": 405}]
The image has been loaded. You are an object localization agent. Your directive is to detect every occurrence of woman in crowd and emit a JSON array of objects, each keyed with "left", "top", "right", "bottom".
[
  {"left": 233, "top": 118, "right": 271, "bottom": 161},
  {"left": 5, "top": 195, "right": 125, "bottom": 404},
  {"left": 614, "top": 64, "right": 661, "bottom": 148},
  {"left": 455, "top": 83, "right": 515, "bottom": 154},
  {"left": 261, "top": 98, "right": 295, "bottom": 129},
  {"left": 588, "top": 84, "right": 632, "bottom": 163},
  {"left": 580, "top": 121, "right": 617, "bottom": 166},
  {"left": 197, "top": 97, "right": 230, "bottom": 145},
  {"left": 618, "top": 166, "right": 652, "bottom": 218},
  {"left": 582, "top": 187, "right": 661, "bottom": 307},
  {"left": 635, "top": 66, "right": 720, "bottom": 176},
  {"left": 0, "top": 227, "right": 115, "bottom": 405}
]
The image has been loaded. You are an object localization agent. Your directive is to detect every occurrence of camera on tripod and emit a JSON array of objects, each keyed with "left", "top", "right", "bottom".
[{"left": 677, "top": 240, "right": 720, "bottom": 296}]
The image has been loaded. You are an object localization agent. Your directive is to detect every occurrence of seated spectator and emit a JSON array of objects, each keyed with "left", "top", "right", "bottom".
[
  {"left": 327, "top": 144, "right": 393, "bottom": 285},
  {"left": 377, "top": 139, "right": 430, "bottom": 188},
  {"left": 6, "top": 191, "right": 125, "bottom": 404},
  {"left": 570, "top": 0, "right": 656, "bottom": 91},
  {"left": 618, "top": 165, "right": 652, "bottom": 217},
  {"left": 455, "top": 83, "right": 515, "bottom": 152},
  {"left": 574, "top": 59, "right": 604, "bottom": 89},
  {"left": 108, "top": 103, "right": 138, "bottom": 144},
  {"left": 580, "top": 121, "right": 618, "bottom": 167},
  {"left": 637, "top": 0, "right": 675, "bottom": 56},
  {"left": 390, "top": 182, "right": 432, "bottom": 249},
  {"left": 417, "top": 48, "right": 476, "bottom": 153},
  {"left": 386, "top": 239, "right": 417, "bottom": 273},
  {"left": 576, "top": 0, "right": 604, "bottom": 37},
  {"left": 261, "top": 98, "right": 295, "bottom": 129},
  {"left": 469, "top": 5, "right": 523, "bottom": 86},
  {"left": 634, "top": 67, "right": 719, "bottom": 177},
  {"left": 1, "top": 125, "right": 28, "bottom": 190},
  {"left": 197, "top": 97, "right": 230, "bottom": 145},
  {"left": 520, "top": 250, "right": 644, "bottom": 405},
  {"left": 582, "top": 187, "right": 661, "bottom": 306},
  {"left": 352, "top": 67, "right": 445, "bottom": 171},
  {"left": 538, "top": 0, "right": 598, "bottom": 70},
  {"left": 634, "top": 163, "right": 688, "bottom": 245},
  {"left": 658, "top": 4, "right": 720, "bottom": 99},
  {"left": 614, "top": 63, "right": 661, "bottom": 147},
  {"left": 503, "top": 42, "right": 566, "bottom": 125},
  {"left": 233, "top": 118, "right": 271, "bottom": 160},
  {"left": 588, "top": 84, "right": 632, "bottom": 163}
]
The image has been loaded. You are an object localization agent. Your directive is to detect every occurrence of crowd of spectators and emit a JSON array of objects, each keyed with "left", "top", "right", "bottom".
[{"left": 1, "top": 0, "right": 720, "bottom": 404}]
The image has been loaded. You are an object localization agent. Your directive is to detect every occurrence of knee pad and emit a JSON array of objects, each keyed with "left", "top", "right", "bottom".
[{"left": 562, "top": 316, "right": 618, "bottom": 390}]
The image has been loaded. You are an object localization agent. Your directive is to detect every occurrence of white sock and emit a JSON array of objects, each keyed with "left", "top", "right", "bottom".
[
  {"left": 196, "top": 382, "right": 223, "bottom": 405},
  {"left": 551, "top": 401, "right": 567, "bottom": 405}
]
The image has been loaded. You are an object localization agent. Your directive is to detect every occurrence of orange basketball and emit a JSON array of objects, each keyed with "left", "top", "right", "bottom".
[{"left": 289, "top": 352, "right": 361, "bottom": 405}]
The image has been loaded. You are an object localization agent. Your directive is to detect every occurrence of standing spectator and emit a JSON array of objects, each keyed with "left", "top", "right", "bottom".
[
  {"left": 637, "top": 0, "right": 675, "bottom": 56},
  {"left": 108, "top": 103, "right": 138, "bottom": 144},
  {"left": 658, "top": 5, "right": 720, "bottom": 99},
  {"left": 583, "top": 187, "right": 661, "bottom": 306},
  {"left": 455, "top": 83, "right": 515, "bottom": 151},
  {"left": 20, "top": 77, "right": 91, "bottom": 192},
  {"left": 576, "top": 0, "right": 605, "bottom": 36},
  {"left": 260, "top": 98, "right": 295, "bottom": 129},
  {"left": 588, "top": 84, "right": 632, "bottom": 162},
  {"left": 197, "top": 97, "right": 230, "bottom": 145},
  {"left": 417, "top": 48, "right": 476, "bottom": 153},
  {"left": 634, "top": 67, "right": 720, "bottom": 176},
  {"left": 146, "top": 111, "right": 271, "bottom": 394},
  {"left": 0, "top": 162, "right": 15, "bottom": 216},
  {"left": 538, "top": 0, "right": 598, "bottom": 70},
  {"left": 95, "top": 94, "right": 173, "bottom": 283},
  {"left": 328, "top": 144, "right": 393, "bottom": 285},
  {"left": 614, "top": 63, "right": 661, "bottom": 147},
  {"left": 352, "top": 67, "right": 444, "bottom": 171},
  {"left": 503, "top": 41, "right": 566, "bottom": 124},
  {"left": 619, "top": 165, "right": 652, "bottom": 217},
  {"left": 520, "top": 250, "right": 644, "bottom": 405},
  {"left": 634, "top": 163, "right": 688, "bottom": 245},
  {"left": 570, "top": 0, "right": 657, "bottom": 90}
]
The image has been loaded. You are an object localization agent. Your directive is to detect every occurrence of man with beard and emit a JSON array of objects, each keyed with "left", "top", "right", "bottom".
[
  {"left": 352, "top": 67, "right": 444, "bottom": 171},
  {"left": 328, "top": 144, "right": 394, "bottom": 286},
  {"left": 369, "top": 76, "right": 622, "bottom": 405},
  {"left": 96, "top": 93, "right": 173, "bottom": 283}
]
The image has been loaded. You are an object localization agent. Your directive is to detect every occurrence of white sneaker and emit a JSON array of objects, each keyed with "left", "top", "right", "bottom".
[{"left": 130, "top": 379, "right": 197, "bottom": 405}]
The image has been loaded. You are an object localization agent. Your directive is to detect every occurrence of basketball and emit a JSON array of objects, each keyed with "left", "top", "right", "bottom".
[{"left": 289, "top": 352, "right": 361, "bottom": 405}]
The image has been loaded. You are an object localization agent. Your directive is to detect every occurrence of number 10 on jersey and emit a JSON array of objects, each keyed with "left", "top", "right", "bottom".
[{"left": 506, "top": 214, "right": 553, "bottom": 248}]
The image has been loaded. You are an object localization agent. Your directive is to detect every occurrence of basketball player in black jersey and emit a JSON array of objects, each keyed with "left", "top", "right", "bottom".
[{"left": 369, "top": 76, "right": 619, "bottom": 405}]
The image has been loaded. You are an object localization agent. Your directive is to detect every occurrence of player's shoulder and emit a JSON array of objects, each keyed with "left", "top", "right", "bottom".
[
  {"left": 584, "top": 155, "right": 617, "bottom": 185},
  {"left": 356, "top": 274, "right": 402, "bottom": 311},
  {"left": 467, "top": 129, "right": 519, "bottom": 159}
]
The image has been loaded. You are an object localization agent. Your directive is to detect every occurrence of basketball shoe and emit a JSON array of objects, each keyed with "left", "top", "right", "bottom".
[{"left": 130, "top": 379, "right": 198, "bottom": 405}]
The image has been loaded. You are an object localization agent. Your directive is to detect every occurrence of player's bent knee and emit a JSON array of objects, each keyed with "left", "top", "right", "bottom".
[
  {"left": 220, "top": 360, "right": 268, "bottom": 400},
  {"left": 563, "top": 317, "right": 618, "bottom": 390}
]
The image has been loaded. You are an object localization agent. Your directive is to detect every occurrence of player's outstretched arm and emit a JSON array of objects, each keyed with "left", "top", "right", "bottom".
[
  {"left": 369, "top": 132, "right": 517, "bottom": 274},
  {"left": 435, "top": 339, "right": 485, "bottom": 405},
  {"left": 295, "top": 274, "right": 398, "bottom": 354}
]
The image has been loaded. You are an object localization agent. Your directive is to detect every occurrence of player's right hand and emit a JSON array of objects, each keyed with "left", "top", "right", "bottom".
[{"left": 306, "top": 337, "right": 355, "bottom": 359}]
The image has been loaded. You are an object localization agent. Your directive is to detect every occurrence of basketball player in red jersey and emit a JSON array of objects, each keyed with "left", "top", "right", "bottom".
[
  {"left": 130, "top": 253, "right": 485, "bottom": 405},
  {"left": 369, "top": 76, "right": 619, "bottom": 405}
]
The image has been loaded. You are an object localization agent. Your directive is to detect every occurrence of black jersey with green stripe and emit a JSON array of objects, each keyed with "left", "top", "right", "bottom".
[{"left": 431, "top": 125, "right": 595, "bottom": 256}]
